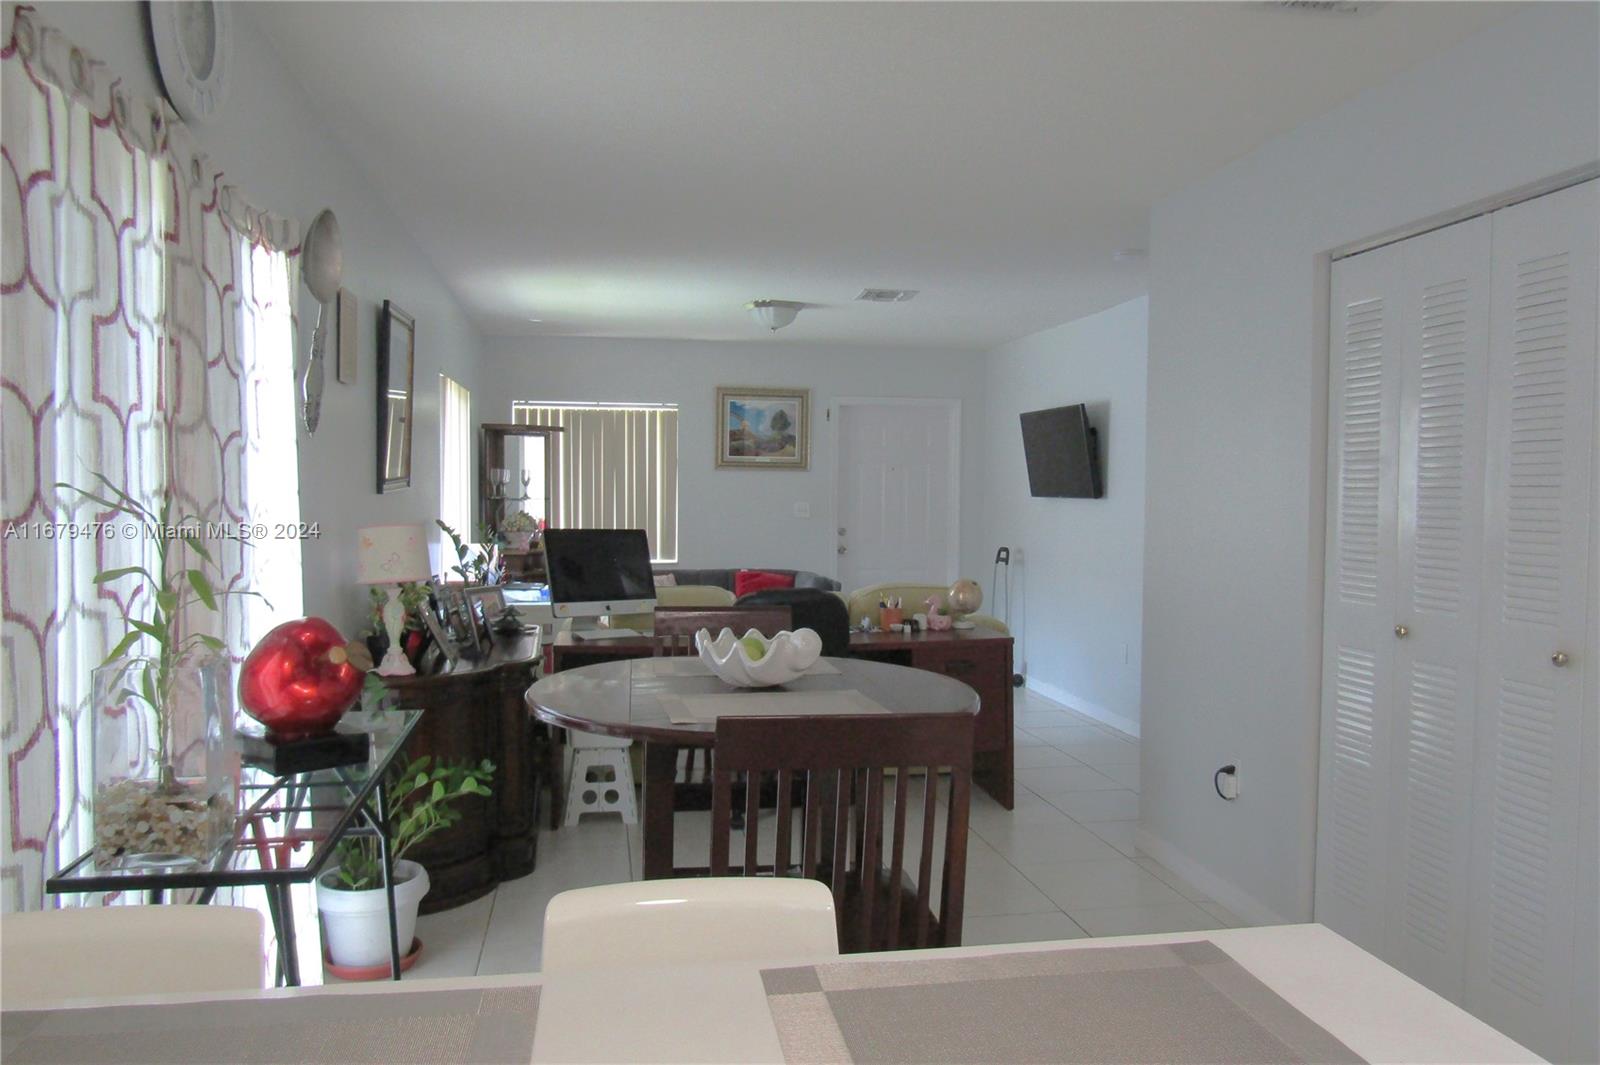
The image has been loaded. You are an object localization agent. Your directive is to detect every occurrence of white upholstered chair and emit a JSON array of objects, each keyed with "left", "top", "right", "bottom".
[
  {"left": 541, "top": 878, "right": 838, "bottom": 971},
  {"left": 0, "top": 904, "right": 267, "bottom": 1008}
]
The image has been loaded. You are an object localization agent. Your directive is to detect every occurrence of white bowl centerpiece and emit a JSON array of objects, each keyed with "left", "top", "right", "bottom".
[{"left": 696, "top": 627, "right": 823, "bottom": 688}]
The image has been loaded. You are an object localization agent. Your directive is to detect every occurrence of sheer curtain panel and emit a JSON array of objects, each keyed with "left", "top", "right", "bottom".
[{"left": 0, "top": 7, "right": 302, "bottom": 910}]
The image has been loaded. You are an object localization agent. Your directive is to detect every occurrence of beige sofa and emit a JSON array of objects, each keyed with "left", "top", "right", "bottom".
[
  {"left": 606, "top": 584, "right": 737, "bottom": 632},
  {"left": 844, "top": 582, "right": 1008, "bottom": 635}
]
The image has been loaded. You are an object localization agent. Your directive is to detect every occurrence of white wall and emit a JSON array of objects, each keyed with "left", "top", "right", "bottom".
[
  {"left": 1140, "top": 4, "right": 1600, "bottom": 927},
  {"left": 982, "top": 298, "right": 1147, "bottom": 734},
  {"left": 23, "top": 2, "right": 489, "bottom": 634},
  {"left": 478, "top": 337, "right": 990, "bottom": 584}
]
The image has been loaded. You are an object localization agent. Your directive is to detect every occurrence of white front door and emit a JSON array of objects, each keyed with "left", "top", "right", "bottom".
[{"left": 835, "top": 400, "right": 959, "bottom": 590}]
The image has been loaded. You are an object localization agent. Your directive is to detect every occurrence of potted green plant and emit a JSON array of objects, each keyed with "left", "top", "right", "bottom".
[
  {"left": 59, "top": 473, "right": 262, "bottom": 866},
  {"left": 436, "top": 520, "right": 501, "bottom": 584},
  {"left": 316, "top": 754, "right": 494, "bottom": 971},
  {"left": 500, "top": 510, "right": 539, "bottom": 552}
]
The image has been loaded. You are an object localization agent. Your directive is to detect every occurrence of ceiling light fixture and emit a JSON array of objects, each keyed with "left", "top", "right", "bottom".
[{"left": 746, "top": 299, "right": 804, "bottom": 331}]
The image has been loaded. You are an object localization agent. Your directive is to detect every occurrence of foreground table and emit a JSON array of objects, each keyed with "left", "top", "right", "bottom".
[{"left": 0, "top": 925, "right": 1538, "bottom": 1064}]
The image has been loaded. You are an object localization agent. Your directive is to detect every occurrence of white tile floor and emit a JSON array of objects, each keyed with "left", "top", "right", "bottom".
[{"left": 403, "top": 687, "right": 1244, "bottom": 980}]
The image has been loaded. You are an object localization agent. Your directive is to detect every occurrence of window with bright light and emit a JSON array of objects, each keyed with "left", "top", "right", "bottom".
[
  {"left": 512, "top": 402, "right": 679, "bottom": 563},
  {"left": 439, "top": 375, "right": 472, "bottom": 544}
]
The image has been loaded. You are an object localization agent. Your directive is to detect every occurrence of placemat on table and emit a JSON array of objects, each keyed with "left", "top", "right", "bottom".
[
  {"left": 633, "top": 658, "right": 842, "bottom": 678},
  {"left": 0, "top": 985, "right": 540, "bottom": 1065},
  {"left": 662, "top": 688, "right": 886, "bottom": 724},
  {"left": 760, "top": 941, "right": 1363, "bottom": 1064}
]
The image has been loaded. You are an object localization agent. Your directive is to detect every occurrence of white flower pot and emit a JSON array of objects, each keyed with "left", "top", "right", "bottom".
[{"left": 317, "top": 859, "right": 430, "bottom": 969}]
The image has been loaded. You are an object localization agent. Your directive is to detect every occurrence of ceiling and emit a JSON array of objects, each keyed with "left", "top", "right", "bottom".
[{"left": 248, "top": 2, "right": 1515, "bottom": 349}]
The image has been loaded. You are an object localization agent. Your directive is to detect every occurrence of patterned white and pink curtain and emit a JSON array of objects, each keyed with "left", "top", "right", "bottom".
[{"left": 1, "top": 7, "right": 302, "bottom": 911}]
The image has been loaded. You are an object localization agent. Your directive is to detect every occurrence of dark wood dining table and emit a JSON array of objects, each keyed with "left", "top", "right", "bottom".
[{"left": 525, "top": 656, "right": 980, "bottom": 878}]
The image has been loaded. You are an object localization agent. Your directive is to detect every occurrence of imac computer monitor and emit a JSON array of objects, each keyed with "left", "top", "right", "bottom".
[{"left": 542, "top": 529, "right": 656, "bottom": 629}]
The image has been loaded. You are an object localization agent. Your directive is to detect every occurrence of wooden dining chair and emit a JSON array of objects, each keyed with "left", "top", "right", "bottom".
[
  {"left": 652, "top": 605, "right": 793, "bottom": 639},
  {"left": 652, "top": 607, "right": 789, "bottom": 799},
  {"left": 708, "top": 713, "right": 975, "bottom": 953}
]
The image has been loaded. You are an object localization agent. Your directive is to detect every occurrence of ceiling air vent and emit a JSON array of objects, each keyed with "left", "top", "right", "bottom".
[
  {"left": 1260, "top": 1, "right": 1381, "bottom": 13},
  {"left": 856, "top": 289, "right": 919, "bottom": 303}
]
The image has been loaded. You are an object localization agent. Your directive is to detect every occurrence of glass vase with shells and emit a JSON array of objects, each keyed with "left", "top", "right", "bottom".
[
  {"left": 90, "top": 653, "right": 236, "bottom": 867},
  {"left": 62, "top": 474, "right": 255, "bottom": 869}
]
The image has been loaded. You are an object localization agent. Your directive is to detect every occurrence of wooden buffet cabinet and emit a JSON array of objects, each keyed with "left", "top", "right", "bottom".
[
  {"left": 377, "top": 632, "right": 543, "bottom": 913},
  {"left": 844, "top": 629, "right": 1015, "bottom": 809}
]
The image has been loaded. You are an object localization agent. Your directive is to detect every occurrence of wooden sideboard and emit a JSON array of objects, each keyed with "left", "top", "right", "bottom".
[
  {"left": 845, "top": 629, "right": 1015, "bottom": 809},
  {"left": 378, "top": 632, "right": 542, "bottom": 913},
  {"left": 546, "top": 626, "right": 1015, "bottom": 810}
]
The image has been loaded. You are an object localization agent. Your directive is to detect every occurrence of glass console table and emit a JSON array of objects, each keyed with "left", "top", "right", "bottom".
[{"left": 47, "top": 710, "right": 422, "bottom": 987}]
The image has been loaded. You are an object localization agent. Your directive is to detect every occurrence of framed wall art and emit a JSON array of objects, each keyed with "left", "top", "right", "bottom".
[
  {"left": 715, "top": 386, "right": 809, "bottom": 470},
  {"left": 376, "top": 300, "right": 415, "bottom": 493}
]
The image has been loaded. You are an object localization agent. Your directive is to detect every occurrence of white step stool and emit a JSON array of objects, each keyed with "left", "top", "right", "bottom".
[{"left": 564, "top": 730, "right": 638, "bottom": 826}]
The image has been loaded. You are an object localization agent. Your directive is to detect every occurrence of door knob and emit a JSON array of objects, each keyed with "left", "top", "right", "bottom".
[
  {"left": 1394, "top": 624, "right": 1409, "bottom": 638},
  {"left": 1552, "top": 651, "right": 1570, "bottom": 667},
  {"left": 837, "top": 545, "right": 847, "bottom": 555}
]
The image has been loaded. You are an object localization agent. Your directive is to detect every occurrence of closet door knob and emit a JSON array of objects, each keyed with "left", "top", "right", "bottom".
[
  {"left": 1552, "top": 651, "right": 1570, "bottom": 667},
  {"left": 1394, "top": 624, "right": 1409, "bottom": 638}
]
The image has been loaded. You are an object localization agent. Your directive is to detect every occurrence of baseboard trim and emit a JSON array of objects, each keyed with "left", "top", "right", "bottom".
[
  {"left": 1134, "top": 826, "right": 1295, "bottom": 928},
  {"left": 1023, "top": 677, "right": 1141, "bottom": 738}
]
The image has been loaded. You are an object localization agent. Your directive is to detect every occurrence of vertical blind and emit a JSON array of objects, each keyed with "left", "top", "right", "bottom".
[
  {"left": 439, "top": 375, "right": 473, "bottom": 540},
  {"left": 513, "top": 403, "right": 679, "bottom": 562}
]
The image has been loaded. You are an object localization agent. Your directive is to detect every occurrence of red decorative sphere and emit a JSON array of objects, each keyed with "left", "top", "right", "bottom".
[{"left": 239, "top": 618, "right": 364, "bottom": 739}]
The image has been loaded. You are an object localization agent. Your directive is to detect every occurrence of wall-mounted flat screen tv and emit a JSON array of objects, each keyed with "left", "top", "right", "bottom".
[{"left": 1020, "top": 404, "right": 1103, "bottom": 498}]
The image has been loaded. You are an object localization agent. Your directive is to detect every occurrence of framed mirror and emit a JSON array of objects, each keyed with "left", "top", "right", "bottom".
[{"left": 376, "top": 300, "right": 415, "bottom": 493}]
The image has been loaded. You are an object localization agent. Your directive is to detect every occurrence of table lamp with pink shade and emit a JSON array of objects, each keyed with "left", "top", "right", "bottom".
[{"left": 357, "top": 523, "right": 433, "bottom": 676}]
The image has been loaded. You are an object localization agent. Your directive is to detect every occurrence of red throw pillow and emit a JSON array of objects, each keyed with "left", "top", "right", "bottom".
[{"left": 734, "top": 569, "right": 796, "bottom": 597}]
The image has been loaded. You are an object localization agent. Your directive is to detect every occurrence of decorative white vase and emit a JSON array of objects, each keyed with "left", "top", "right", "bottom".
[
  {"left": 317, "top": 859, "right": 430, "bottom": 969},
  {"left": 695, "top": 627, "right": 823, "bottom": 687}
]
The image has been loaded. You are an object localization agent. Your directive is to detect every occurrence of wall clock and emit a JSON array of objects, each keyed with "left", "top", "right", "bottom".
[{"left": 148, "top": 1, "right": 232, "bottom": 126}]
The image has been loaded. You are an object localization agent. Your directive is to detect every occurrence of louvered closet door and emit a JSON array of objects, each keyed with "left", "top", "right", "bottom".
[
  {"left": 1385, "top": 215, "right": 1492, "bottom": 1000},
  {"left": 1315, "top": 240, "right": 1405, "bottom": 950},
  {"left": 1466, "top": 179, "right": 1598, "bottom": 1060}
]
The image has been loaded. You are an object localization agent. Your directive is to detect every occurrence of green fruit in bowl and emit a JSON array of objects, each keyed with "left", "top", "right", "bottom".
[{"left": 740, "top": 635, "right": 768, "bottom": 661}]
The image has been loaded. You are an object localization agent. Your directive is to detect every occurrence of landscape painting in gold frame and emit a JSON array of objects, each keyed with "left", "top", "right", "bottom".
[{"left": 715, "top": 386, "right": 809, "bottom": 470}]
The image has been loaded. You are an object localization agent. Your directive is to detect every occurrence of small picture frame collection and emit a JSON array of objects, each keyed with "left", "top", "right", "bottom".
[
  {"left": 423, "top": 580, "right": 473, "bottom": 663},
  {"left": 421, "top": 582, "right": 514, "bottom": 666}
]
